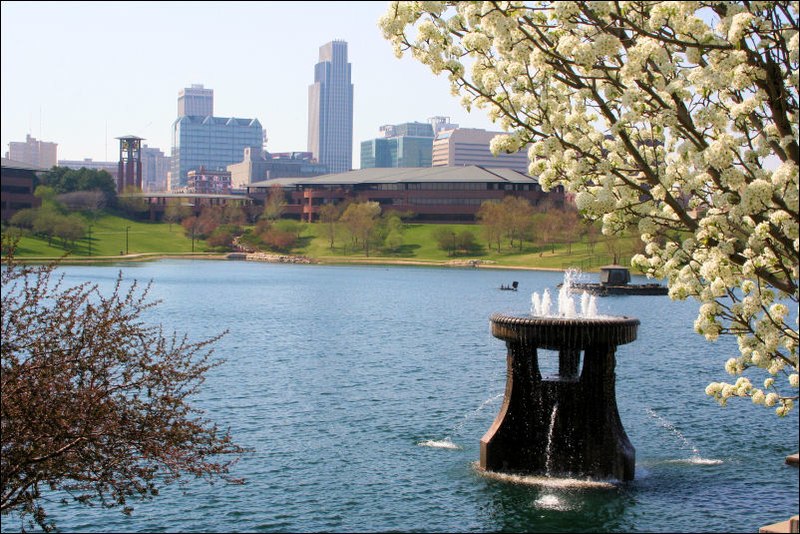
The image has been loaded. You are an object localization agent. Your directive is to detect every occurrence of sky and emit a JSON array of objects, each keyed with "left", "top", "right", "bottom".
[{"left": 1, "top": 1, "right": 498, "bottom": 168}]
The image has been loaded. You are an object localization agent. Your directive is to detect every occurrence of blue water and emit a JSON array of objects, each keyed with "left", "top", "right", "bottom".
[{"left": 3, "top": 260, "right": 798, "bottom": 533}]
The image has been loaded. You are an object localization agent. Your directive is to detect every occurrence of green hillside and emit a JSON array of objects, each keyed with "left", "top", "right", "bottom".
[{"left": 3, "top": 213, "right": 641, "bottom": 272}]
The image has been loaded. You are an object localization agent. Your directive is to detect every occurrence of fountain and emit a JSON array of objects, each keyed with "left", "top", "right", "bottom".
[{"left": 480, "top": 271, "right": 640, "bottom": 482}]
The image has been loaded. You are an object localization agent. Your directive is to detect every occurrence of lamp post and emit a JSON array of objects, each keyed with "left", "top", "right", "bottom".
[{"left": 125, "top": 226, "right": 130, "bottom": 255}]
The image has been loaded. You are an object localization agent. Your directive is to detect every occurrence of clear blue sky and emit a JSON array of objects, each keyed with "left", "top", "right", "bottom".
[{"left": 1, "top": 1, "right": 498, "bottom": 167}]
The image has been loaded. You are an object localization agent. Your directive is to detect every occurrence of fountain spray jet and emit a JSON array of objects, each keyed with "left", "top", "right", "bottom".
[{"left": 531, "top": 270, "right": 597, "bottom": 318}]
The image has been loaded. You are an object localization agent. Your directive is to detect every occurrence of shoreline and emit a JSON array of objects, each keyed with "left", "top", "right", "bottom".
[{"left": 9, "top": 250, "right": 569, "bottom": 272}]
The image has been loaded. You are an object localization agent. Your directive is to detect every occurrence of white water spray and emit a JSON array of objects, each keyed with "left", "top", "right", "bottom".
[
  {"left": 646, "top": 408, "right": 723, "bottom": 465},
  {"left": 531, "top": 269, "right": 598, "bottom": 318}
]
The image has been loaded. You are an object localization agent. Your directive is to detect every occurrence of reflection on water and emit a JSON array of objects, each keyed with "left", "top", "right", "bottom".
[
  {"left": 477, "top": 465, "right": 637, "bottom": 533},
  {"left": 474, "top": 463, "right": 617, "bottom": 489}
]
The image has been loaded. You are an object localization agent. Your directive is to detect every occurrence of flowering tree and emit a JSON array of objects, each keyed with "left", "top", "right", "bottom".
[{"left": 380, "top": 1, "right": 798, "bottom": 415}]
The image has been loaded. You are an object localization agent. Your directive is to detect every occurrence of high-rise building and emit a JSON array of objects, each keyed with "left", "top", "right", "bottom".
[
  {"left": 308, "top": 40, "right": 353, "bottom": 174},
  {"left": 361, "top": 121, "right": 434, "bottom": 169},
  {"left": 141, "top": 144, "right": 170, "bottom": 192},
  {"left": 178, "top": 84, "right": 213, "bottom": 118},
  {"left": 432, "top": 128, "right": 530, "bottom": 173},
  {"left": 170, "top": 84, "right": 263, "bottom": 191},
  {"left": 6, "top": 134, "right": 58, "bottom": 169}
]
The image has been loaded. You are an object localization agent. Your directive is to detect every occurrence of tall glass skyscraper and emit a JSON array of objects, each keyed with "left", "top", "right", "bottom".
[{"left": 308, "top": 40, "right": 353, "bottom": 174}]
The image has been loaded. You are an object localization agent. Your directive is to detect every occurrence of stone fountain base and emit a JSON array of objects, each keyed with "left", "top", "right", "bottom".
[{"left": 481, "top": 313, "right": 639, "bottom": 482}]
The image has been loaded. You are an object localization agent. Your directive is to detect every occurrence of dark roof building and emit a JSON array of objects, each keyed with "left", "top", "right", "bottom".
[
  {"left": 1, "top": 158, "right": 44, "bottom": 221},
  {"left": 247, "top": 165, "right": 563, "bottom": 223}
]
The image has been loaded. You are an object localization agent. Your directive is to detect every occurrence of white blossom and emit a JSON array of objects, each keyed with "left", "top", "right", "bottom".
[{"left": 381, "top": 1, "right": 800, "bottom": 416}]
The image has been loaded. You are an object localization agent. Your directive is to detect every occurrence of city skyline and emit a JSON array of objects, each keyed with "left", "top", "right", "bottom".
[{"left": 1, "top": 1, "right": 498, "bottom": 169}]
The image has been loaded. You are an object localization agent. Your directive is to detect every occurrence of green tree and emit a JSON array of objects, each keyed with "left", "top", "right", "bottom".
[
  {"left": 262, "top": 184, "right": 286, "bottom": 222},
  {"left": 381, "top": 1, "right": 799, "bottom": 415},
  {"left": 477, "top": 200, "right": 504, "bottom": 252},
  {"left": 1, "top": 242, "right": 246, "bottom": 532},
  {"left": 433, "top": 226, "right": 458, "bottom": 256},
  {"left": 501, "top": 196, "right": 534, "bottom": 252},
  {"left": 381, "top": 213, "right": 405, "bottom": 253},
  {"left": 318, "top": 203, "right": 342, "bottom": 249},
  {"left": 31, "top": 209, "right": 63, "bottom": 246},
  {"left": 118, "top": 186, "right": 149, "bottom": 218},
  {"left": 163, "top": 199, "right": 192, "bottom": 231},
  {"left": 456, "top": 229, "right": 479, "bottom": 254},
  {"left": 39, "top": 166, "right": 117, "bottom": 206},
  {"left": 340, "top": 201, "right": 382, "bottom": 257},
  {"left": 52, "top": 214, "right": 86, "bottom": 249}
]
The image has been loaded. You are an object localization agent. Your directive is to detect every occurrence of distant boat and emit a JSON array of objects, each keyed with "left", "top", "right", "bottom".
[
  {"left": 500, "top": 281, "right": 519, "bottom": 291},
  {"left": 567, "top": 265, "right": 668, "bottom": 296}
]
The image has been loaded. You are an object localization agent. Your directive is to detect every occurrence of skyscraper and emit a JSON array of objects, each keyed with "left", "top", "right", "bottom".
[
  {"left": 308, "top": 40, "right": 353, "bottom": 174},
  {"left": 178, "top": 84, "right": 213, "bottom": 118}
]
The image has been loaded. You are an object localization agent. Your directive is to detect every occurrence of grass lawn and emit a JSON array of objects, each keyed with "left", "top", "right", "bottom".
[
  {"left": 296, "top": 221, "right": 638, "bottom": 272},
  {"left": 4, "top": 213, "right": 641, "bottom": 272},
  {"left": 5, "top": 214, "right": 203, "bottom": 260}
]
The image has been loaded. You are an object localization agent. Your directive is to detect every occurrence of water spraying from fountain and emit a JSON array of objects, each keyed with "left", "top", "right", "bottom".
[
  {"left": 545, "top": 404, "right": 558, "bottom": 477},
  {"left": 531, "top": 270, "right": 598, "bottom": 318}
]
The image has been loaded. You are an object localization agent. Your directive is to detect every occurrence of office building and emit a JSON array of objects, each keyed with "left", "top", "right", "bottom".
[
  {"left": 432, "top": 128, "right": 529, "bottom": 173},
  {"left": 185, "top": 166, "right": 231, "bottom": 194},
  {"left": 6, "top": 134, "right": 58, "bottom": 169},
  {"left": 360, "top": 122, "right": 435, "bottom": 169},
  {"left": 169, "top": 84, "right": 263, "bottom": 191},
  {"left": 141, "top": 145, "right": 170, "bottom": 192},
  {"left": 178, "top": 84, "right": 213, "bottom": 118},
  {"left": 1, "top": 158, "right": 44, "bottom": 221},
  {"left": 228, "top": 147, "right": 327, "bottom": 189},
  {"left": 308, "top": 40, "right": 353, "bottom": 174},
  {"left": 246, "top": 165, "right": 563, "bottom": 223}
]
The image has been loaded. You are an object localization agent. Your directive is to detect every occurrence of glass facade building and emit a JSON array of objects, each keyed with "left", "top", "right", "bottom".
[
  {"left": 308, "top": 41, "right": 353, "bottom": 174},
  {"left": 360, "top": 122, "right": 434, "bottom": 169},
  {"left": 170, "top": 115, "right": 263, "bottom": 191}
]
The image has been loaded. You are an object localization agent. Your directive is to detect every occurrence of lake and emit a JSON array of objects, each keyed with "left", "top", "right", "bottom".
[{"left": 3, "top": 259, "right": 798, "bottom": 532}]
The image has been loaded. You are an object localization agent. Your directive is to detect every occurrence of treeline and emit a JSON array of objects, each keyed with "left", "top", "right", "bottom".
[
  {"left": 153, "top": 185, "right": 419, "bottom": 257},
  {"left": 4, "top": 172, "right": 615, "bottom": 260},
  {"left": 476, "top": 196, "right": 599, "bottom": 256},
  {"left": 4, "top": 167, "right": 118, "bottom": 248}
]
